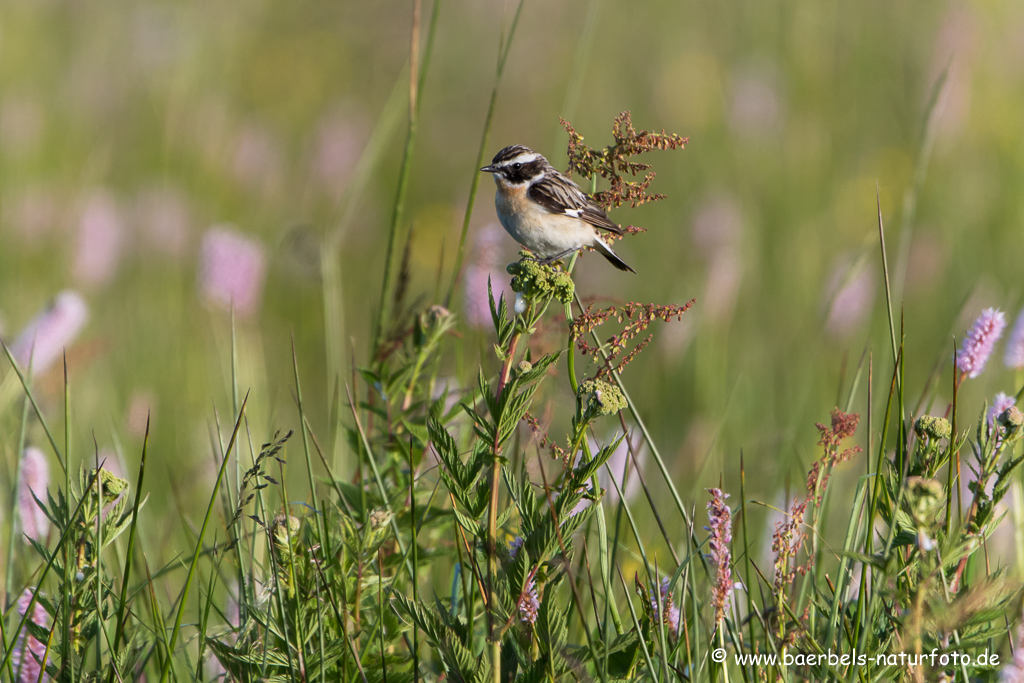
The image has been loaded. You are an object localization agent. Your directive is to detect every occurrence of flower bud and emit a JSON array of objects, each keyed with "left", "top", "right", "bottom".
[
  {"left": 578, "top": 379, "right": 627, "bottom": 418},
  {"left": 914, "top": 415, "right": 951, "bottom": 441},
  {"left": 508, "top": 255, "right": 575, "bottom": 305}
]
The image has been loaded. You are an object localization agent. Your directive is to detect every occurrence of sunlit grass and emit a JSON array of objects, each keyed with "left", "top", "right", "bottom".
[{"left": 3, "top": 0, "right": 1024, "bottom": 680}]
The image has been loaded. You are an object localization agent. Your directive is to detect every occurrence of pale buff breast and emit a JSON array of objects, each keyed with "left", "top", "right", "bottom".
[{"left": 494, "top": 181, "right": 597, "bottom": 258}]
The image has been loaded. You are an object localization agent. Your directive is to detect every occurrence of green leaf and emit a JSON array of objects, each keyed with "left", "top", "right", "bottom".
[
  {"left": 429, "top": 413, "right": 459, "bottom": 461},
  {"left": 497, "top": 382, "right": 539, "bottom": 447},
  {"left": 516, "top": 351, "right": 561, "bottom": 385},
  {"left": 452, "top": 506, "right": 483, "bottom": 536},
  {"left": 509, "top": 545, "right": 531, "bottom": 597},
  {"left": 572, "top": 434, "right": 624, "bottom": 484}
]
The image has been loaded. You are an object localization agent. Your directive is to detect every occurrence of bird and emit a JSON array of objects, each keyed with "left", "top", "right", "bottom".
[{"left": 480, "top": 145, "right": 635, "bottom": 273}]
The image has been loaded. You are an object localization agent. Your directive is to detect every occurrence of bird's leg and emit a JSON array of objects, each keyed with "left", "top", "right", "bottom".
[{"left": 537, "top": 248, "right": 579, "bottom": 267}]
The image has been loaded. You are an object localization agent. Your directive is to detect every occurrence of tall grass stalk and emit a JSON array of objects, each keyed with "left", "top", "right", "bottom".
[
  {"left": 375, "top": 0, "right": 442, "bottom": 347},
  {"left": 158, "top": 392, "right": 248, "bottom": 683},
  {"left": 1, "top": 340, "right": 66, "bottom": 472},
  {"left": 105, "top": 417, "right": 150, "bottom": 683}
]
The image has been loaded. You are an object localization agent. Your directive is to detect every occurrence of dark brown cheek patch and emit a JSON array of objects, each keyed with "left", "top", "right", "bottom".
[{"left": 505, "top": 159, "right": 546, "bottom": 184}]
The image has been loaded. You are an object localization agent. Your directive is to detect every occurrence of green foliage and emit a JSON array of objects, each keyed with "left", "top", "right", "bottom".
[
  {"left": 4, "top": 11, "right": 1024, "bottom": 681},
  {"left": 508, "top": 256, "right": 576, "bottom": 306}
]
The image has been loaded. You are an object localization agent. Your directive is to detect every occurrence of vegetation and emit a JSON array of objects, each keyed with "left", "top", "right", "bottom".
[{"left": 3, "top": 1, "right": 1024, "bottom": 681}]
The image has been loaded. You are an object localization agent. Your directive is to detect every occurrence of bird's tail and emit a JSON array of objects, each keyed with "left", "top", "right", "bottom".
[{"left": 593, "top": 237, "right": 636, "bottom": 273}]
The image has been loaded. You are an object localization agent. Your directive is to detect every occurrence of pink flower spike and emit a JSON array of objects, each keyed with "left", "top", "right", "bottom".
[
  {"left": 9, "top": 291, "right": 89, "bottom": 374},
  {"left": 72, "top": 190, "right": 125, "bottom": 287},
  {"left": 648, "top": 577, "right": 681, "bottom": 636},
  {"left": 463, "top": 225, "right": 511, "bottom": 329},
  {"left": 988, "top": 393, "right": 1017, "bottom": 428},
  {"left": 18, "top": 447, "right": 50, "bottom": 543},
  {"left": 1005, "top": 307, "right": 1024, "bottom": 369},
  {"left": 518, "top": 578, "right": 539, "bottom": 626},
  {"left": 12, "top": 588, "right": 51, "bottom": 682},
  {"left": 198, "top": 226, "right": 267, "bottom": 317},
  {"left": 956, "top": 308, "right": 1006, "bottom": 379},
  {"left": 706, "top": 488, "right": 734, "bottom": 624},
  {"left": 593, "top": 433, "right": 647, "bottom": 506}
]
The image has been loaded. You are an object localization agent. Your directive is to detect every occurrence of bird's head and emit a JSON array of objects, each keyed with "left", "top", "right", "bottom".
[{"left": 481, "top": 145, "right": 550, "bottom": 187}]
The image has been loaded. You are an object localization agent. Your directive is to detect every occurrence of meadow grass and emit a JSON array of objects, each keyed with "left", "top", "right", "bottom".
[
  {"left": 3, "top": 2, "right": 1024, "bottom": 682},
  {"left": 3, "top": 108, "right": 1024, "bottom": 682}
]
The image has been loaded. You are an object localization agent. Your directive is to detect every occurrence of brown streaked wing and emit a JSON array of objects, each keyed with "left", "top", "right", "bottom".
[
  {"left": 578, "top": 205, "right": 622, "bottom": 234},
  {"left": 528, "top": 175, "right": 623, "bottom": 235}
]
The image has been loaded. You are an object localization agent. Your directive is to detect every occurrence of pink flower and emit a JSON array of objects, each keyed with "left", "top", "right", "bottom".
[
  {"left": 518, "top": 578, "right": 539, "bottom": 626},
  {"left": 463, "top": 225, "right": 512, "bottom": 329},
  {"left": 198, "top": 226, "right": 267, "bottom": 317},
  {"left": 9, "top": 291, "right": 89, "bottom": 374},
  {"left": 309, "top": 110, "right": 365, "bottom": 201},
  {"left": 73, "top": 191, "right": 125, "bottom": 287},
  {"left": 956, "top": 308, "right": 1006, "bottom": 379},
  {"left": 11, "top": 589, "right": 51, "bottom": 682},
  {"left": 596, "top": 434, "right": 646, "bottom": 506},
  {"left": 649, "top": 577, "right": 680, "bottom": 635},
  {"left": 1005, "top": 307, "right": 1024, "bottom": 369},
  {"left": 988, "top": 392, "right": 1017, "bottom": 429},
  {"left": 824, "top": 256, "right": 876, "bottom": 339},
  {"left": 18, "top": 448, "right": 50, "bottom": 543},
  {"left": 706, "top": 488, "right": 734, "bottom": 624}
]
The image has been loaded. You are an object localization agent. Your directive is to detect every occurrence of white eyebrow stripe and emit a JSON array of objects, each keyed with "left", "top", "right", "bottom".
[{"left": 501, "top": 153, "right": 539, "bottom": 166}]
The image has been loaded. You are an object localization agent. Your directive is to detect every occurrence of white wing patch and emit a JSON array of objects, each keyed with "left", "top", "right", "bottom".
[{"left": 563, "top": 208, "right": 583, "bottom": 218}]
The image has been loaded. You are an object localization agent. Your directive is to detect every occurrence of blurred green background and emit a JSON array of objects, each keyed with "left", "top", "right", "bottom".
[{"left": 1, "top": 0, "right": 1022, "bottom": 555}]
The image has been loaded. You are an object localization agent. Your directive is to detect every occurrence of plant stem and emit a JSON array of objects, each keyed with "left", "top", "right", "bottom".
[
  {"left": 488, "top": 310, "right": 525, "bottom": 683},
  {"left": 375, "top": 0, "right": 441, "bottom": 347}
]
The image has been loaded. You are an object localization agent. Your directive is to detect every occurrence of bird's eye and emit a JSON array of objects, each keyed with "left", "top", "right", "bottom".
[{"left": 512, "top": 163, "right": 521, "bottom": 170}]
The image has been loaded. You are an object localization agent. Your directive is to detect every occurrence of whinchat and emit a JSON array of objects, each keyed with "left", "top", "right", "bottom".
[{"left": 481, "top": 145, "right": 635, "bottom": 273}]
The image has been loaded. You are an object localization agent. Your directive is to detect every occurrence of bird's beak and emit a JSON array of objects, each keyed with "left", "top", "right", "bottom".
[{"left": 480, "top": 164, "right": 498, "bottom": 173}]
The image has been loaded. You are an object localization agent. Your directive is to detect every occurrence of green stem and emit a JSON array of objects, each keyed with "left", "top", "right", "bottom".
[
  {"left": 1, "top": 390, "right": 31, "bottom": 683},
  {"left": 106, "top": 418, "right": 151, "bottom": 683},
  {"left": 572, "top": 289, "right": 713, "bottom": 579},
  {"left": 720, "top": 626, "right": 731, "bottom": 683},
  {"left": 488, "top": 304, "right": 527, "bottom": 683},
  {"left": 62, "top": 359, "right": 72, "bottom": 676},
  {"left": 158, "top": 393, "right": 249, "bottom": 683},
  {"left": 561, "top": 254, "right": 623, "bottom": 642},
  {"left": 375, "top": 0, "right": 442, "bottom": 347}
]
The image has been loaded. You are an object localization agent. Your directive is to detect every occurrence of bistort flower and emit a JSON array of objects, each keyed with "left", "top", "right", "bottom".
[
  {"left": 957, "top": 308, "right": 1006, "bottom": 379},
  {"left": 1006, "top": 307, "right": 1024, "bottom": 370},
  {"left": 707, "top": 488, "right": 734, "bottom": 624}
]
